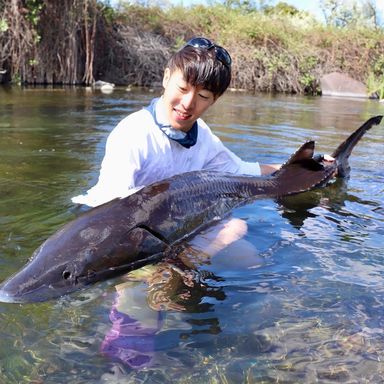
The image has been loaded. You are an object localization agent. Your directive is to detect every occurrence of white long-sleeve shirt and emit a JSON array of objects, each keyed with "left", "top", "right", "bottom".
[{"left": 72, "top": 97, "right": 261, "bottom": 207}]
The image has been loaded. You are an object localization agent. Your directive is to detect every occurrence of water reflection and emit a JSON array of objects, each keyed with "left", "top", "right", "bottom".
[
  {"left": 100, "top": 261, "right": 227, "bottom": 369},
  {"left": 0, "top": 86, "right": 384, "bottom": 383}
]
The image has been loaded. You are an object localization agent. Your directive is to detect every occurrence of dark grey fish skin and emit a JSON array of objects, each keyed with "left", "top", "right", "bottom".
[{"left": 0, "top": 116, "right": 381, "bottom": 303}]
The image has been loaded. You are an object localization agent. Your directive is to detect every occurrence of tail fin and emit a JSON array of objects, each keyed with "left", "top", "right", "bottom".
[
  {"left": 274, "top": 116, "right": 383, "bottom": 196},
  {"left": 273, "top": 115, "right": 382, "bottom": 195},
  {"left": 332, "top": 115, "right": 382, "bottom": 177}
]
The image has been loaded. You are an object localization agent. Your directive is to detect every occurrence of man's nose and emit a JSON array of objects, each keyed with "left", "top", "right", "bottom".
[{"left": 181, "top": 91, "right": 196, "bottom": 110}]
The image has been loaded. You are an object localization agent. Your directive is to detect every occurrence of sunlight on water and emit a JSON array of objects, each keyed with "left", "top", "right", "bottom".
[{"left": 0, "top": 86, "right": 383, "bottom": 383}]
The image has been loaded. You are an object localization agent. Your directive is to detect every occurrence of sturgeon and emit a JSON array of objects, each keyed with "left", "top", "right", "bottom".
[{"left": 0, "top": 115, "right": 382, "bottom": 303}]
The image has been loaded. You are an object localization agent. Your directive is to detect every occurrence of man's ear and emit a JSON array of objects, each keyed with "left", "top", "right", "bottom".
[{"left": 162, "top": 68, "right": 171, "bottom": 88}]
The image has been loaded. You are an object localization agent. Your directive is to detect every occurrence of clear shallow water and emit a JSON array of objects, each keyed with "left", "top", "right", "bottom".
[{"left": 0, "top": 86, "right": 383, "bottom": 383}]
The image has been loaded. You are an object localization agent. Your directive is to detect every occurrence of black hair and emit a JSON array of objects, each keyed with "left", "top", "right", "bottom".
[{"left": 166, "top": 46, "right": 231, "bottom": 98}]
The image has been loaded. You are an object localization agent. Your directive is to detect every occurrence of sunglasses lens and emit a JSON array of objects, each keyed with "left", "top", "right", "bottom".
[
  {"left": 186, "top": 37, "right": 213, "bottom": 49},
  {"left": 215, "top": 47, "right": 232, "bottom": 66}
]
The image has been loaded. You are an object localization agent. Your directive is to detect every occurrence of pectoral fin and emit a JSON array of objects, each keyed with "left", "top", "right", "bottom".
[{"left": 118, "top": 226, "right": 170, "bottom": 260}]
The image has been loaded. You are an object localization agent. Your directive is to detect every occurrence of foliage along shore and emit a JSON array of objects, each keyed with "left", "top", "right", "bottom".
[{"left": 1, "top": 1, "right": 384, "bottom": 95}]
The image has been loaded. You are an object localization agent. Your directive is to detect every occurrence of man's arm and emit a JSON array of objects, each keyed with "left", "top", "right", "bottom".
[
  {"left": 260, "top": 163, "right": 281, "bottom": 175},
  {"left": 72, "top": 122, "right": 141, "bottom": 207}
]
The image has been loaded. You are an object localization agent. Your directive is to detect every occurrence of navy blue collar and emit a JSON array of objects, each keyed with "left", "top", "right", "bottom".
[{"left": 145, "top": 98, "right": 198, "bottom": 149}]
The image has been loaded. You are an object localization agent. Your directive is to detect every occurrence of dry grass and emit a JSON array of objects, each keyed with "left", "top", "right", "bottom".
[{"left": 1, "top": 2, "right": 384, "bottom": 93}]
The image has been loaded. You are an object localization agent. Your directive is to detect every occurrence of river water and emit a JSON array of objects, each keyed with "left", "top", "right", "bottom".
[{"left": 0, "top": 86, "right": 383, "bottom": 383}]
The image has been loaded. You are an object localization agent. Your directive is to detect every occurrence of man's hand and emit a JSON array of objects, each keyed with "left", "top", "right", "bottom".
[
  {"left": 314, "top": 154, "right": 338, "bottom": 177},
  {"left": 323, "top": 154, "right": 335, "bottom": 162}
]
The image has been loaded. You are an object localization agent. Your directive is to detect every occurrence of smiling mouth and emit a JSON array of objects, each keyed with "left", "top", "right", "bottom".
[{"left": 174, "top": 109, "right": 191, "bottom": 120}]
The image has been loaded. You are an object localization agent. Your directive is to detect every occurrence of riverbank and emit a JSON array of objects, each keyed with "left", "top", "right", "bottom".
[{"left": 1, "top": 2, "right": 384, "bottom": 95}]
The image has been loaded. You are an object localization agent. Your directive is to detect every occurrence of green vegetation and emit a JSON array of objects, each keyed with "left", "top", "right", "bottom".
[{"left": 1, "top": 0, "right": 384, "bottom": 95}]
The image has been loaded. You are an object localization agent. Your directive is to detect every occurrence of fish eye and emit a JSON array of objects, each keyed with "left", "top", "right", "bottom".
[{"left": 62, "top": 270, "right": 71, "bottom": 280}]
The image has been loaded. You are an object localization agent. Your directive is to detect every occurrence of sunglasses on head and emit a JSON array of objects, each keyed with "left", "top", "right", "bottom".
[{"left": 185, "top": 37, "right": 232, "bottom": 68}]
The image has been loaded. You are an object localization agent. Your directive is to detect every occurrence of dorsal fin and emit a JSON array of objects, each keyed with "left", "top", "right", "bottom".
[
  {"left": 285, "top": 141, "right": 315, "bottom": 164},
  {"left": 273, "top": 141, "right": 336, "bottom": 196},
  {"left": 275, "top": 141, "right": 323, "bottom": 174}
]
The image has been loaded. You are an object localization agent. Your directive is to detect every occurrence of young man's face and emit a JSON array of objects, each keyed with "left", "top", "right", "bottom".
[{"left": 162, "top": 68, "right": 216, "bottom": 132}]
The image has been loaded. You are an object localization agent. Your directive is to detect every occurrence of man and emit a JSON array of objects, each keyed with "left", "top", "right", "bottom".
[
  {"left": 72, "top": 37, "right": 280, "bottom": 208},
  {"left": 89, "top": 37, "right": 330, "bottom": 369}
]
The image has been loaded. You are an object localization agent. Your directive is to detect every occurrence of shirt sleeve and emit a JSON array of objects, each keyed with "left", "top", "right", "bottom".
[
  {"left": 71, "top": 119, "right": 143, "bottom": 207},
  {"left": 200, "top": 123, "right": 261, "bottom": 176}
]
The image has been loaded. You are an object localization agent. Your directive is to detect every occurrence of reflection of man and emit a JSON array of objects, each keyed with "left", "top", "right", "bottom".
[
  {"left": 100, "top": 219, "right": 262, "bottom": 369},
  {"left": 100, "top": 275, "right": 163, "bottom": 369}
]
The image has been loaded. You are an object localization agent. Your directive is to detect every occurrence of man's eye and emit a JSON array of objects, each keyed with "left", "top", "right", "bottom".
[{"left": 199, "top": 94, "right": 209, "bottom": 99}]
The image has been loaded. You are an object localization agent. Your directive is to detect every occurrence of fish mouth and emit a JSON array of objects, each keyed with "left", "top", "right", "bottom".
[
  {"left": 0, "top": 275, "right": 73, "bottom": 303},
  {"left": 0, "top": 284, "right": 63, "bottom": 303},
  {"left": 0, "top": 252, "right": 166, "bottom": 304},
  {"left": 0, "top": 287, "right": 45, "bottom": 303},
  {"left": 0, "top": 289, "right": 22, "bottom": 303}
]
